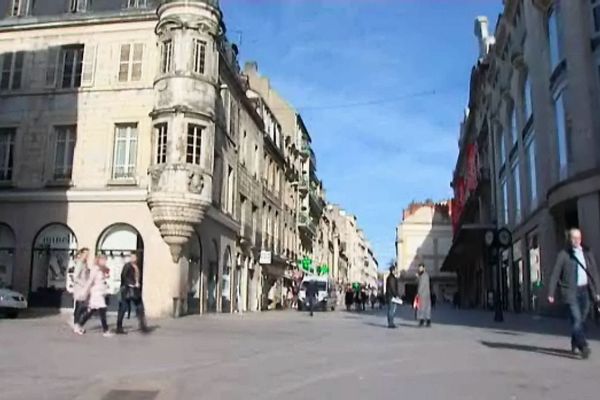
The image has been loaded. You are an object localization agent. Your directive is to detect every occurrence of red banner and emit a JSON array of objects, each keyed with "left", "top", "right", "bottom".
[{"left": 451, "top": 143, "right": 479, "bottom": 235}]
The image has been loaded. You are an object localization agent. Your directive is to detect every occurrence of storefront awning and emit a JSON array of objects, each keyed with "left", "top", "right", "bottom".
[{"left": 441, "top": 223, "right": 494, "bottom": 272}]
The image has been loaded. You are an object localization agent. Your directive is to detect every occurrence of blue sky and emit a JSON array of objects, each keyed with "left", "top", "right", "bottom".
[{"left": 221, "top": 0, "right": 504, "bottom": 268}]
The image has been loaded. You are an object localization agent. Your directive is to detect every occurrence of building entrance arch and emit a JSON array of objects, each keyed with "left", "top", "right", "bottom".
[
  {"left": 30, "top": 223, "right": 78, "bottom": 307},
  {"left": 96, "top": 223, "right": 144, "bottom": 311},
  {"left": 0, "top": 223, "right": 16, "bottom": 288}
]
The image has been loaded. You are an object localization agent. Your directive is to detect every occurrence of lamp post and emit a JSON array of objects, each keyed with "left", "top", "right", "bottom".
[{"left": 484, "top": 227, "right": 512, "bottom": 322}]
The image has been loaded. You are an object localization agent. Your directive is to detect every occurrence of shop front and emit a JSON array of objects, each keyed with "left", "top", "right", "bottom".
[
  {"left": 0, "top": 223, "right": 15, "bottom": 288},
  {"left": 29, "top": 223, "right": 78, "bottom": 308}
]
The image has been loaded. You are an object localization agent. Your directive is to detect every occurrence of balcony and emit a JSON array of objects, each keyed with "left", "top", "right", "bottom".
[
  {"left": 309, "top": 184, "right": 325, "bottom": 212},
  {"left": 299, "top": 141, "right": 311, "bottom": 158},
  {"left": 298, "top": 212, "right": 317, "bottom": 237},
  {"left": 239, "top": 222, "right": 254, "bottom": 249},
  {"left": 298, "top": 175, "right": 309, "bottom": 193}
]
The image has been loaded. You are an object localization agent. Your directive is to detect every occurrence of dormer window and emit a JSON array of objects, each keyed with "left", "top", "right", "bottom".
[
  {"left": 10, "top": 0, "right": 30, "bottom": 17},
  {"left": 126, "top": 0, "right": 148, "bottom": 9},
  {"left": 69, "top": 0, "right": 88, "bottom": 13}
]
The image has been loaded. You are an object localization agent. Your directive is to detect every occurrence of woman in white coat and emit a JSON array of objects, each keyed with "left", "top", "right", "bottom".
[{"left": 74, "top": 255, "right": 112, "bottom": 337}]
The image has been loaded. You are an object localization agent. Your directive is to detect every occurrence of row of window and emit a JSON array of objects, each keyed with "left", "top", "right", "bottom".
[
  {"left": 239, "top": 194, "right": 297, "bottom": 256},
  {"left": 0, "top": 122, "right": 207, "bottom": 184},
  {"left": 8, "top": 0, "right": 148, "bottom": 17},
  {"left": 160, "top": 38, "right": 208, "bottom": 76},
  {"left": 496, "top": 2, "right": 590, "bottom": 227},
  {"left": 0, "top": 37, "right": 209, "bottom": 92}
]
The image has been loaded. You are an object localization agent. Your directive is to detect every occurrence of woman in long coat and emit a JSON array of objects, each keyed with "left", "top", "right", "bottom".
[{"left": 416, "top": 264, "right": 432, "bottom": 327}]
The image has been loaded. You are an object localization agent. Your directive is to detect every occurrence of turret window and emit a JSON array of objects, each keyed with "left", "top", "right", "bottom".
[
  {"left": 160, "top": 40, "right": 173, "bottom": 74},
  {"left": 155, "top": 123, "right": 168, "bottom": 164},
  {"left": 69, "top": 0, "right": 88, "bottom": 13},
  {"left": 186, "top": 124, "right": 203, "bottom": 165},
  {"left": 126, "top": 0, "right": 147, "bottom": 8},
  {"left": 192, "top": 39, "right": 207, "bottom": 75},
  {"left": 10, "top": 0, "right": 30, "bottom": 17}
]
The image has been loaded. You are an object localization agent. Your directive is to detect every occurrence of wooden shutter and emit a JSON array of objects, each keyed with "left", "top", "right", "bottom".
[
  {"left": 81, "top": 44, "right": 96, "bottom": 87},
  {"left": 45, "top": 47, "right": 60, "bottom": 88}
]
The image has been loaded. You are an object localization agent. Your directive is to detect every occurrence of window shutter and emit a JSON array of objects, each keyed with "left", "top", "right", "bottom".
[
  {"left": 45, "top": 48, "right": 59, "bottom": 88},
  {"left": 81, "top": 44, "right": 96, "bottom": 87}
]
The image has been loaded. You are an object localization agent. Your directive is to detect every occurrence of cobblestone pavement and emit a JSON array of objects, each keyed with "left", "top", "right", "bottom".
[{"left": 1, "top": 305, "right": 599, "bottom": 400}]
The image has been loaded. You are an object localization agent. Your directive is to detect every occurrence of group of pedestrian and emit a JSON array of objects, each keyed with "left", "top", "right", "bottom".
[
  {"left": 71, "top": 248, "right": 149, "bottom": 337},
  {"left": 344, "top": 284, "right": 377, "bottom": 312},
  {"left": 386, "top": 263, "right": 432, "bottom": 329}
]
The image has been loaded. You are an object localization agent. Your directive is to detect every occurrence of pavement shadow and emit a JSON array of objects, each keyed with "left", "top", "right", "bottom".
[
  {"left": 363, "top": 321, "right": 421, "bottom": 329},
  {"left": 4, "top": 308, "right": 61, "bottom": 320},
  {"left": 490, "top": 330, "right": 524, "bottom": 336},
  {"left": 391, "top": 305, "right": 600, "bottom": 340},
  {"left": 480, "top": 340, "right": 579, "bottom": 360}
]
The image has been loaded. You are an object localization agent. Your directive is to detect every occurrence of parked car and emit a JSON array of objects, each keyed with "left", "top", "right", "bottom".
[{"left": 0, "top": 284, "right": 28, "bottom": 318}]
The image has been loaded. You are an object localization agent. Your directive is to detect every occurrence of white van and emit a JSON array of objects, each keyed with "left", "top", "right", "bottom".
[{"left": 298, "top": 276, "right": 337, "bottom": 312}]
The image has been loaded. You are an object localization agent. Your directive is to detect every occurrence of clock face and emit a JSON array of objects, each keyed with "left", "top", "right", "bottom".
[
  {"left": 484, "top": 231, "right": 495, "bottom": 246},
  {"left": 498, "top": 229, "right": 511, "bottom": 247}
]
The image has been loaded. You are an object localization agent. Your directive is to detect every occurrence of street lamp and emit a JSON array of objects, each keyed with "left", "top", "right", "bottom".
[{"left": 484, "top": 227, "right": 512, "bottom": 322}]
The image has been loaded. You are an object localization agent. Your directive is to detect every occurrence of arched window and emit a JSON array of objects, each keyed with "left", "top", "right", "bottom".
[
  {"left": 186, "top": 231, "right": 202, "bottom": 314},
  {"left": 0, "top": 223, "right": 16, "bottom": 287},
  {"left": 30, "top": 223, "right": 78, "bottom": 306},
  {"left": 207, "top": 239, "right": 219, "bottom": 312},
  {"left": 96, "top": 223, "right": 144, "bottom": 295},
  {"left": 222, "top": 246, "right": 232, "bottom": 313}
]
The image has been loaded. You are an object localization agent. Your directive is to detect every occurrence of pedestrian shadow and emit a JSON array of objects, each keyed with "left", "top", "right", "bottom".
[
  {"left": 490, "top": 330, "right": 524, "bottom": 336},
  {"left": 480, "top": 340, "right": 578, "bottom": 360},
  {"left": 363, "top": 321, "right": 420, "bottom": 329}
]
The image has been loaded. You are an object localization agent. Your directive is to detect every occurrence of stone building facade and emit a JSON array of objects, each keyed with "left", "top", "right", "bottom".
[
  {"left": 444, "top": 0, "right": 600, "bottom": 313},
  {"left": 327, "top": 205, "right": 378, "bottom": 288},
  {"left": 396, "top": 201, "right": 456, "bottom": 302},
  {"left": 0, "top": 0, "right": 351, "bottom": 317}
]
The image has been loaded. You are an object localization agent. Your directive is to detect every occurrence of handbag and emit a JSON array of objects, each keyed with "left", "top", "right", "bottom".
[{"left": 413, "top": 295, "right": 420, "bottom": 310}]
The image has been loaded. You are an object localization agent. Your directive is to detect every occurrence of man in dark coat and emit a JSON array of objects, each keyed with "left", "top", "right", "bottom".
[
  {"left": 306, "top": 280, "right": 318, "bottom": 317},
  {"left": 386, "top": 265, "right": 399, "bottom": 328},
  {"left": 116, "top": 253, "right": 149, "bottom": 334},
  {"left": 548, "top": 228, "right": 600, "bottom": 359}
]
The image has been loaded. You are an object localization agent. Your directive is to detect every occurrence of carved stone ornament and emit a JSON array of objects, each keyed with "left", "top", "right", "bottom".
[
  {"left": 155, "top": 16, "right": 185, "bottom": 36},
  {"left": 188, "top": 170, "right": 205, "bottom": 194}
]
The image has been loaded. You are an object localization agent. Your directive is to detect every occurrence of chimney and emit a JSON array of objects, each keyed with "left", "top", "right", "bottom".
[
  {"left": 244, "top": 61, "right": 258, "bottom": 74},
  {"left": 474, "top": 16, "right": 492, "bottom": 59}
]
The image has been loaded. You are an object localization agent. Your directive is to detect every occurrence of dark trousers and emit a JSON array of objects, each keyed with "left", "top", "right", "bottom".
[
  {"left": 117, "top": 297, "right": 147, "bottom": 331},
  {"left": 387, "top": 301, "right": 397, "bottom": 327},
  {"left": 73, "top": 301, "right": 87, "bottom": 324},
  {"left": 569, "top": 286, "right": 591, "bottom": 351},
  {"left": 79, "top": 308, "right": 109, "bottom": 333},
  {"left": 308, "top": 295, "right": 315, "bottom": 316}
]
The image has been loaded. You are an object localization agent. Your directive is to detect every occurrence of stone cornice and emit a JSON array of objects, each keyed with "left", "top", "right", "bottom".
[{"left": 0, "top": 11, "right": 156, "bottom": 33}]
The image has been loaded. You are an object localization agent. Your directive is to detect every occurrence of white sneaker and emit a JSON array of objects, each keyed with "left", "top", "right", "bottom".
[
  {"left": 73, "top": 325, "right": 85, "bottom": 335},
  {"left": 102, "top": 331, "right": 114, "bottom": 338}
]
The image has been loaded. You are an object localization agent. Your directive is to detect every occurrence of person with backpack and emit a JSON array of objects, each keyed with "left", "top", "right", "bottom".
[{"left": 548, "top": 228, "right": 600, "bottom": 359}]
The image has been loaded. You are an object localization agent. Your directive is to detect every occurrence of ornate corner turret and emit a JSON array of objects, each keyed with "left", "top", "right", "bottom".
[{"left": 148, "top": 0, "right": 222, "bottom": 262}]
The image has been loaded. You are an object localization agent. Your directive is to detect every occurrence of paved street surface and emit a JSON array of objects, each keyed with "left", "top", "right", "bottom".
[{"left": 1, "top": 306, "right": 600, "bottom": 400}]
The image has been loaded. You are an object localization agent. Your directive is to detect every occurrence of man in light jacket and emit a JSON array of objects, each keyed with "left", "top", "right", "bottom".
[{"left": 548, "top": 228, "right": 600, "bottom": 359}]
